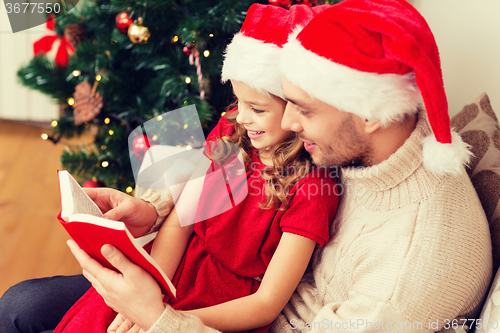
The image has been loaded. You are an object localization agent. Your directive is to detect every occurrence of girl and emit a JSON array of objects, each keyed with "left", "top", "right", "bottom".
[{"left": 56, "top": 4, "right": 337, "bottom": 333}]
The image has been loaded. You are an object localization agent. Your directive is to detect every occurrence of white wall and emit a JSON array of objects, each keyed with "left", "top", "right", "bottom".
[
  {"left": 411, "top": 0, "right": 500, "bottom": 118},
  {"left": 0, "top": 0, "right": 58, "bottom": 122}
]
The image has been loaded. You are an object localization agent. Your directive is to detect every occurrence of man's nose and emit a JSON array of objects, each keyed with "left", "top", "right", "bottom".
[{"left": 282, "top": 103, "right": 302, "bottom": 133}]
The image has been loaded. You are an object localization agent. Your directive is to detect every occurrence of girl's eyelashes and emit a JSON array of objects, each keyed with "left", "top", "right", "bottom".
[{"left": 251, "top": 107, "right": 265, "bottom": 114}]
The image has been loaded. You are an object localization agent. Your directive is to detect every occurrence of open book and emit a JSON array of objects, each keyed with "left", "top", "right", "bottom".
[{"left": 57, "top": 170, "right": 176, "bottom": 299}]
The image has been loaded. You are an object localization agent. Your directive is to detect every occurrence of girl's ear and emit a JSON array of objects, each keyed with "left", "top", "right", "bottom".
[{"left": 364, "top": 119, "right": 382, "bottom": 134}]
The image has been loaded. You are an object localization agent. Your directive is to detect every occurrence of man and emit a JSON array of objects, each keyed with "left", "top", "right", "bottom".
[{"left": 1, "top": 0, "right": 492, "bottom": 332}]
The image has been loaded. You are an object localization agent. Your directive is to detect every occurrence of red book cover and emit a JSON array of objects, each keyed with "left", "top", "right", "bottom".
[{"left": 57, "top": 170, "right": 176, "bottom": 300}]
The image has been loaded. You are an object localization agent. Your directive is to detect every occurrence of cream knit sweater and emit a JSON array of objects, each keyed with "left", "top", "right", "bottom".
[{"left": 146, "top": 112, "right": 493, "bottom": 333}]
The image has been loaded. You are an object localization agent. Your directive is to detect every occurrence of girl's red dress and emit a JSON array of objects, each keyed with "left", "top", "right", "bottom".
[{"left": 54, "top": 112, "right": 339, "bottom": 333}]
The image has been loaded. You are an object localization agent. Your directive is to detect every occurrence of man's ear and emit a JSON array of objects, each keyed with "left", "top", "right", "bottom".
[{"left": 364, "top": 119, "right": 382, "bottom": 134}]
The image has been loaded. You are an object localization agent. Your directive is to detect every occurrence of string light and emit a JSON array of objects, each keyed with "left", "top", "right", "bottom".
[
  {"left": 41, "top": 133, "right": 49, "bottom": 140},
  {"left": 126, "top": 186, "right": 133, "bottom": 193},
  {"left": 203, "top": 50, "right": 210, "bottom": 57},
  {"left": 72, "top": 70, "right": 81, "bottom": 77},
  {"left": 152, "top": 135, "right": 158, "bottom": 141},
  {"left": 104, "top": 118, "right": 110, "bottom": 124},
  {"left": 102, "top": 161, "right": 109, "bottom": 168},
  {"left": 185, "top": 77, "right": 191, "bottom": 84},
  {"left": 209, "top": 33, "right": 214, "bottom": 38},
  {"left": 157, "top": 115, "right": 163, "bottom": 121},
  {"left": 101, "top": 145, "right": 107, "bottom": 150},
  {"left": 221, "top": 111, "right": 226, "bottom": 117},
  {"left": 51, "top": 120, "right": 58, "bottom": 127},
  {"left": 67, "top": 97, "right": 75, "bottom": 106},
  {"left": 95, "top": 74, "right": 102, "bottom": 81},
  {"left": 108, "top": 130, "right": 114, "bottom": 135},
  {"left": 172, "top": 35, "right": 179, "bottom": 43},
  {"left": 183, "top": 124, "right": 188, "bottom": 129}
]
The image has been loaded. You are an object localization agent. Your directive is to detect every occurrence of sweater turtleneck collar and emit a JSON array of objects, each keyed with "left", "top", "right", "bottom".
[{"left": 340, "top": 110, "right": 443, "bottom": 210}]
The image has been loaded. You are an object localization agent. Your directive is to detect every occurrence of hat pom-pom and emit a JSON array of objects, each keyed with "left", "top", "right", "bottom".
[{"left": 422, "top": 131, "right": 473, "bottom": 176}]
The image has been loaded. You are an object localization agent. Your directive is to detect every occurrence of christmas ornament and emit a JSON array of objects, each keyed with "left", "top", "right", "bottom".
[
  {"left": 132, "top": 135, "right": 155, "bottom": 160},
  {"left": 64, "top": 23, "right": 86, "bottom": 49},
  {"left": 296, "top": 0, "right": 317, "bottom": 6},
  {"left": 183, "top": 43, "right": 194, "bottom": 56},
  {"left": 269, "top": 0, "right": 317, "bottom": 8},
  {"left": 82, "top": 179, "right": 104, "bottom": 188},
  {"left": 73, "top": 81, "right": 103, "bottom": 125},
  {"left": 33, "top": 15, "right": 75, "bottom": 67},
  {"left": 128, "top": 18, "right": 150, "bottom": 44},
  {"left": 116, "top": 12, "right": 133, "bottom": 34},
  {"left": 183, "top": 43, "right": 206, "bottom": 101},
  {"left": 268, "top": 0, "right": 292, "bottom": 9}
]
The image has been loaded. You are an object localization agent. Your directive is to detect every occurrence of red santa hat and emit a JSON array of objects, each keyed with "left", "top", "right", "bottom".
[
  {"left": 221, "top": 4, "right": 330, "bottom": 99},
  {"left": 280, "top": 0, "right": 471, "bottom": 176}
]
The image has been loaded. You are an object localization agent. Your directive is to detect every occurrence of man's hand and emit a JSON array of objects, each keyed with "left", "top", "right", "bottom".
[
  {"left": 67, "top": 239, "right": 165, "bottom": 331},
  {"left": 84, "top": 187, "right": 157, "bottom": 237}
]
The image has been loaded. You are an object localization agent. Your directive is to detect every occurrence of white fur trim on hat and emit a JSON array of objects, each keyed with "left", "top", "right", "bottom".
[
  {"left": 280, "top": 36, "right": 423, "bottom": 126},
  {"left": 221, "top": 33, "right": 284, "bottom": 99},
  {"left": 422, "top": 131, "right": 472, "bottom": 176}
]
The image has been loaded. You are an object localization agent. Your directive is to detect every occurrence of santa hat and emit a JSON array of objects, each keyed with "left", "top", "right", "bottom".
[
  {"left": 221, "top": 4, "right": 330, "bottom": 99},
  {"left": 280, "top": 0, "right": 471, "bottom": 176}
]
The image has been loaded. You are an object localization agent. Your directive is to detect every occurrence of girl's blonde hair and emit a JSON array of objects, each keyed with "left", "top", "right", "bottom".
[{"left": 211, "top": 102, "right": 312, "bottom": 210}]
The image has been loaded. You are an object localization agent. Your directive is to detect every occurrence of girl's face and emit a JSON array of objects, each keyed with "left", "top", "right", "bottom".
[{"left": 232, "top": 80, "right": 290, "bottom": 152}]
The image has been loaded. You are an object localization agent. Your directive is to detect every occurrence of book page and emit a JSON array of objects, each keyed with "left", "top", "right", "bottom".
[{"left": 60, "top": 170, "right": 102, "bottom": 218}]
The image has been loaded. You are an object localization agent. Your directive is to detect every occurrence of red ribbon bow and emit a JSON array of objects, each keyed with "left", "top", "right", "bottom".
[{"left": 33, "top": 15, "right": 75, "bottom": 67}]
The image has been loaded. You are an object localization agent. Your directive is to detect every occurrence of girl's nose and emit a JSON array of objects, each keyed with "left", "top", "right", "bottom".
[{"left": 236, "top": 106, "right": 252, "bottom": 125}]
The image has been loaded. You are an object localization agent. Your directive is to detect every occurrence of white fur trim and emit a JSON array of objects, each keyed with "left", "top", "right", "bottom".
[
  {"left": 221, "top": 33, "right": 284, "bottom": 99},
  {"left": 280, "top": 36, "right": 422, "bottom": 125},
  {"left": 422, "top": 131, "right": 472, "bottom": 176}
]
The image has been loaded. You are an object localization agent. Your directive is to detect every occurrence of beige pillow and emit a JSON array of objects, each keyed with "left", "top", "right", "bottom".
[
  {"left": 475, "top": 266, "right": 500, "bottom": 332},
  {"left": 451, "top": 93, "right": 500, "bottom": 271}
]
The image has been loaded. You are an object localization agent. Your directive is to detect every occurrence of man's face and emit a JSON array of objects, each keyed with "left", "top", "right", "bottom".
[{"left": 281, "top": 78, "right": 371, "bottom": 168}]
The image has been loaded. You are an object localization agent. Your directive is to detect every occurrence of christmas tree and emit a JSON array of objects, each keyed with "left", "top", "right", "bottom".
[{"left": 17, "top": 0, "right": 339, "bottom": 192}]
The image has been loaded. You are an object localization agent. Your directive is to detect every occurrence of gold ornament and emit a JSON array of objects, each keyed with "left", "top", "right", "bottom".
[{"left": 128, "top": 19, "right": 150, "bottom": 44}]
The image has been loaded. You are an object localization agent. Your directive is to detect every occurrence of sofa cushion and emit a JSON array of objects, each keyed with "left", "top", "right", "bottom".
[
  {"left": 451, "top": 93, "right": 500, "bottom": 271},
  {"left": 475, "top": 266, "right": 500, "bottom": 332}
]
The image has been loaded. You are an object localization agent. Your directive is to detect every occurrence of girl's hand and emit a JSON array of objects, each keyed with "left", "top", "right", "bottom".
[
  {"left": 67, "top": 239, "right": 165, "bottom": 331},
  {"left": 83, "top": 187, "right": 157, "bottom": 237},
  {"left": 108, "top": 313, "right": 144, "bottom": 333}
]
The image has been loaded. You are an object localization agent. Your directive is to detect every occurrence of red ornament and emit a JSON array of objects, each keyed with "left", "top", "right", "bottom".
[
  {"left": 132, "top": 135, "right": 155, "bottom": 160},
  {"left": 296, "top": 0, "right": 317, "bottom": 6},
  {"left": 268, "top": 0, "right": 291, "bottom": 8},
  {"left": 183, "top": 43, "right": 194, "bottom": 56},
  {"left": 280, "top": 0, "right": 292, "bottom": 8},
  {"left": 82, "top": 179, "right": 103, "bottom": 188},
  {"left": 116, "top": 12, "right": 133, "bottom": 34}
]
